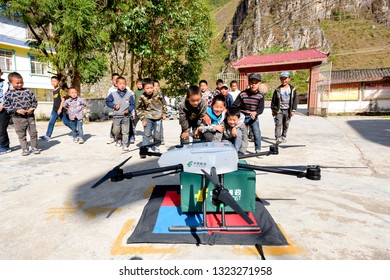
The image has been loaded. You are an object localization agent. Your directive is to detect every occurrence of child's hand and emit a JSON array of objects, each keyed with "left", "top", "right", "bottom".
[
  {"left": 272, "top": 111, "right": 276, "bottom": 117},
  {"left": 162, "top": 114, "right": 166, "bottom": 120},
  {"left": 215, "top": 125, "right": 224, "bottom": 133},
  {"left": 16, "top": 109, "right": 27, "bottom": 115},
  {"left": 290, "top": 111, "right": 295, "bottom": 117},
  {"left": 57, "top": 108, "right": 62, "bottom": 114},
  {"left": 142, "top": 120, "right": 147, "bottom": 127},
  {"left": 123, "top": 109, "right": 129, "bottom": 116},
  {"left": 231, "top": 127, "right": 237, "bottom": 137},
  {"left": 181, "top": 131, "right": 189, "bottom": 140},
  {"left": 114, "top": 104, "right": 120, "bottom": 110},
  {"left": 250, "top": 111, "right": 257, "bottom": 120},
  {"left": 27, "top": 108, "right": 35, "bottom": 115}
]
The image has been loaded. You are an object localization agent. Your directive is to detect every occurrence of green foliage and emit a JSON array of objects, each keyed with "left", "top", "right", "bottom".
[
  {"left": 1, "top": 0, "right": 110, "bottom": 88},
  {"left": 119, "top": 0, "right": 212, "bottom": 96}
]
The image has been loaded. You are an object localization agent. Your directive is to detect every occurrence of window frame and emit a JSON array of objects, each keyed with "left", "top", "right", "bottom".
[{"left": 0, "top": 48, "right": 15, "bottom": 72}]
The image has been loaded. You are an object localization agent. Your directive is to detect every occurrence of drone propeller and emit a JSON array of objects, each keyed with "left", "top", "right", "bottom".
[
  {"left": 238, "top": 163, "right": 321, "bottom": 180},
  {"left": 91, "top": 156, "right": 132, "bottom": 188},
  {"left": 201, "top": 167, "right": 254, "bottom": 225}
]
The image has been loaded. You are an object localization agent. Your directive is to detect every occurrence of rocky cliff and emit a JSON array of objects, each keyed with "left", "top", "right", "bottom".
[{"left": 223, "top": 0, "right": 390, "bottom": 61}]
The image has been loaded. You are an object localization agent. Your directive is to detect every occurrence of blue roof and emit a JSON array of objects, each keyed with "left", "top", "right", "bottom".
[{"left": 0, "top": 34, "right": 29, "bottom": 49}]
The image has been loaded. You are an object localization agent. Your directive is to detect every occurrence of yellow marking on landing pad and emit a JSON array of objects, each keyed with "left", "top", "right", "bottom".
[
  {"left": 46, "top": 201, "right": 122, "bottom": 220},
  {"left": 111, "top": 219, "right": 177, "bottom": 255},
  {"left": 45, "top": 201, "right": 86, "bottom": 221},
  {"left": 233, "top": 224, "right": 300, "bottom": 256},
  {"left": 143, "top": 185, "right": 155, "bottom": 199}
]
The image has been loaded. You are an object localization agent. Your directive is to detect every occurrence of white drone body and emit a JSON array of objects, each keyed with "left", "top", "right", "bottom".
[{"left": 158, "top": 141, "right": 239, "bottom": 174}]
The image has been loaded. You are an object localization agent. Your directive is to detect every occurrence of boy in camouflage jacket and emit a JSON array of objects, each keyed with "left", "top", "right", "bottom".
[{"left": 136, "top": 78, "right": 167, "bottom": 151}]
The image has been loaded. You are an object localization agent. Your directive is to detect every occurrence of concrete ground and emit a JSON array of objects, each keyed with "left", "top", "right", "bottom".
[{"left": 1, "top": 106, "right": 389, "bottom": 260}]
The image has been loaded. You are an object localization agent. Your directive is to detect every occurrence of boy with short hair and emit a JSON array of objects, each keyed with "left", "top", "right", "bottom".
[
  {"left": 178, "top": 85, "right": 208, "bottom": 144},
  {"left": 105, "top": 76, "right": 135, "bottom": 151},
  {"left": 233, "top": 73, "right": 265, "bottom": 153},
  {"left": 3, "top": 72, "right": 40, "bottom": 156},
  {"left": 199, "top": 79, "right": 213, "bottom": 107},
  {"left": 229, "top": 80, "right": 240, "bottom": 101},
  {"left": 153, "top": 80, "right": 166, "bottom": 145},
  {"left": 223, "top": 107, "right": 248, "bottom": 154},
  {"left": 64, "top": 87, "right": 87, "bottom": 144},
  {"left": 0, "top": 68, "right": 11, "bottom": 154},
  {"left": 218, "top": 84, "right": 234, "bottom": 109},
  {"left": 271, "top": 71, "right": 298, "bottom": 144},
  {"left": 133, "top": 78, "right": 144, "bottom": 130},
  {"left": 136, "top": 78, "right": 167, "bottom": 152},
  {"left": 198, "top": 94, "right": 226, "bottom": 142},
  {"left": 40, "top": 76, "right": 72, "bottom": 141}
]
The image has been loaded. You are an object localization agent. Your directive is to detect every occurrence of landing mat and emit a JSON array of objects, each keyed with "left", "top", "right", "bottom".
[{"left": 127, "top": 185, "right": 288, "bottom": 246}]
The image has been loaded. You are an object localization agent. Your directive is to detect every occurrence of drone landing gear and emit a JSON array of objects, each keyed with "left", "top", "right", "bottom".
[{"left": 169, "top": 175, "right": 261, "bottom": 233}]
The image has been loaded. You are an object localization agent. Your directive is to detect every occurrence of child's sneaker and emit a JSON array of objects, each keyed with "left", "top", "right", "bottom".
[
  {"left": 73, "top": 138, "right": 79, "bottom": 143},
  {"left": 40, "top": 135, "right": 50, "bottom": 142},
  {"left": 129, "top": 137, "right": 135, "bottom": 144},
  {"left": 276, "top": 138, "right": 282, "bottom": 144},
  {"left": 106, "top": 138, "right": 115, "bottom": 144},
  {"left": 78, "top": 139, "right": 85, "bottom": 144},
  {"left": 0, "top": 147, "right": 11, "bottom": 155},
  {"left": 115, "top": 140, "right": 122, "bottom": 147},
  {"left": 31, "top": 147, "right": 41, "bottom": 154},
  {"left": 22, "top": 149, "right": 30, "bottom": 156}
]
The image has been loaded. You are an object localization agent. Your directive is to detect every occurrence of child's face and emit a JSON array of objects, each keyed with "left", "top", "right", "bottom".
[
  {"left": 153, "top": 82, "right": 160, "bottom": 92},
  {"left": 212, "top": 100, "right": 225, "bottom": 116},
  {"left": 143, "top": 83, "right": 154, "bottom": 95},
  {"left": 220, "top": 87, "right": 228, "bottom": 96},
  {"left": 69, "top": 88, "right": 78, "bottom": 98},
  {"left": 199, "top": 82, "right": 208, "bottom": 93},
  {"left": 216, "top": 82, "right": 223, "bottom": 89},
  {"left": 11, "top": 78, "right": 24, "bottom": 90},
  {"left": 116, "top": 78, "right": 127, "bottom": 91},
  {"left": 231, "top": 83, "right": 238, "bottom": 91},
  {"left": 112, "top": 75, "right": 119, "bottom": 86},
  {"left": 187, "top": 93, "right": 201, "bottom": 108},
  {"left": 249, "top": 79, "right": 261, "bottom": 92},
  {"left": 280, "top": 77, "right": 290, "bottom": 86},
  {"left": 136, "top": 81, "right": 143, "bottom": 89},
  {"left": 51, "top": 78, "right": 59, "bottom": 88},
  {"left": 227, "top": 115, "right": 239, "bottom": 128}
]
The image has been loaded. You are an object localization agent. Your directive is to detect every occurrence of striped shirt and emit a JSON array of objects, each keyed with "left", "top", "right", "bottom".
[{"left": 232, "top": 89, "right": 264, "bottom": 116}]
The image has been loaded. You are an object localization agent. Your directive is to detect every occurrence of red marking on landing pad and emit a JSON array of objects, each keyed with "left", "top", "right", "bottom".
[
  {"left": 206, "top": 213, "right": 261, "bottom": 234},
  {"left": 161, "top": 191, "right": 181, "bottom": 206}
]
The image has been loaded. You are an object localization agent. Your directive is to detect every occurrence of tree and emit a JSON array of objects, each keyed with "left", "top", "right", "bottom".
[
  {"left": 121, "top": 0, "right": 212, "bottom": 96},
  {"left": 0, "top": 0, "right": 110, "bottom": 91}
]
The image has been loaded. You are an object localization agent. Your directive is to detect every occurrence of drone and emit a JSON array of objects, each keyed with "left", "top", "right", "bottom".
[{"left": 91, "top": 141, "right": 321, "bottom": 232}]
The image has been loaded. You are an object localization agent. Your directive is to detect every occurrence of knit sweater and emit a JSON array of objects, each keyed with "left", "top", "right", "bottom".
[
  {"left": 232, "top": 89, "right": 264, "bottom": 116},
  {"left": 3, "top": 88, "right": 37, "bottom": 116}
]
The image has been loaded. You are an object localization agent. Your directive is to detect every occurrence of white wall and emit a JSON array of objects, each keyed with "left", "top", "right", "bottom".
[{"left": 0, "top": 16, "right": 27, "bottom": 39}]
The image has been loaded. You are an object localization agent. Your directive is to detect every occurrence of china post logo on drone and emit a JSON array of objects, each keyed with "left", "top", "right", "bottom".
[{"left": 187, "top": 161, "right": 207, "bottom": 168}]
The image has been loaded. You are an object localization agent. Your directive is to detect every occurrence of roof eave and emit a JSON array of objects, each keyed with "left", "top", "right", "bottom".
[{"left": 232, "top": 58, "right": 328, "bottom": 69}]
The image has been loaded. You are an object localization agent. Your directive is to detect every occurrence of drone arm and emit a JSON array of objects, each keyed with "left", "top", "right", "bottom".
[
  {"left": 238, "top": 163, "right": 321, "bottom": 180},
  {"left": 123, "top": 164, "right": 183, "bottom": 179}
]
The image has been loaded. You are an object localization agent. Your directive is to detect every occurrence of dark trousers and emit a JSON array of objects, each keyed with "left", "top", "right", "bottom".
[
  {"left": 275, "top": 109, "right": 291, "bottom": 139},
  {"left": 0, "top": 109, "right": 10, "bottom": 148}
]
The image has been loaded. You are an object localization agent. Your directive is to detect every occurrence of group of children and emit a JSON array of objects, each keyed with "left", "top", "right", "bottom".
[
  {"left": 0, "top": 69, "right": 298, "bottom": 156},
  {"left": 0, "top": 71, "right": 87, "bottom": 156}
]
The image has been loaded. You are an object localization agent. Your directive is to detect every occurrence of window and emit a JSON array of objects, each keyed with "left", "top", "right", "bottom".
[
  {"left": 30, "top": 54, "right": 48, "bottom": 75},
  {"left": 0, "top": 49, "right": 13, "bottom": 71}
]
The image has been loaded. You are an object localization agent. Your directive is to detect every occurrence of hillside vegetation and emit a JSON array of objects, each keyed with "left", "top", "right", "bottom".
[{"left": 202, "top": 1, "right": 390, "bottom": 85}]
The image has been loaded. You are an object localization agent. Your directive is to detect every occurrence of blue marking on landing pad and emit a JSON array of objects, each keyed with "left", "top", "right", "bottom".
[{"left": 153, "top": 206, "right": 206, "bottom": 234}]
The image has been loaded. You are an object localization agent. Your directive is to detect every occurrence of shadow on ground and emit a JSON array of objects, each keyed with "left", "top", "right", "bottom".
[{"left": 347, "top": 119, "right": 390, "bottom": 147}]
